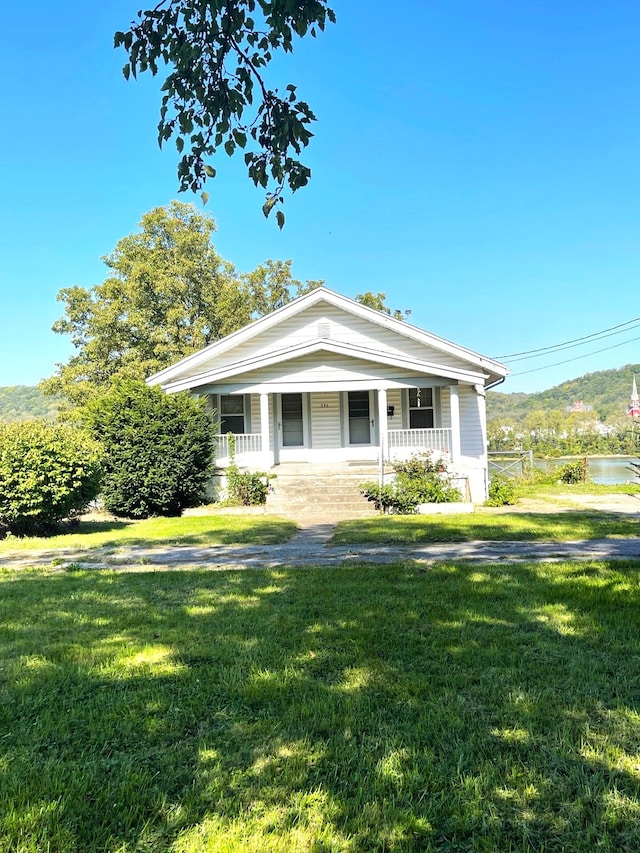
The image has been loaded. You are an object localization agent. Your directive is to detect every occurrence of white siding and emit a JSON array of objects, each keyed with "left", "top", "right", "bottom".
[
  {"left": 310, "top": 392, "right": 342, "bottom": 449},
  {"left": 249, "top": 393, "right": 275, "bottom": 454},
  {"left": 178, "top": 303, "right": 480, "bottom": 382},
  {"left": 208, "top": 351, "right": 452, "bottom": 390},
  {"left": 456, "top": 384, "right": 488, "bottom": 503},
  {"left": 459, "top": 385, "right": 484, "bottom": 459},
  {"left": 386, "top": 388, "right": 403, "bottom": 430},
  {"left": 440, "top": 387, "right": 452, "bottom": 429}
]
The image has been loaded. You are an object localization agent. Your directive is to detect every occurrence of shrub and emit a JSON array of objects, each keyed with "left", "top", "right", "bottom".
[
  {"left": 83, "top": 380, "right": 215, "bottom": 518},
  {"left": 361, "top": 452, "right": 461, "bottom": 514},
  {"left": 0, "top": 421, "right": 102, "bottom": 536},
  {"left": 225, "top": 465, "right": 269, "bottom": 505},
  {"left": 485, "top": 475, "right": 518, "bottom": 507},
  {"left": 557, "top": 459, "right": 587, "bottom": 484}
]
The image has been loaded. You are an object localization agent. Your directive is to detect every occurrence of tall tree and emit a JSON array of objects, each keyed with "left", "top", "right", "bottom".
[
  {"left": 41, "top": 202, "right": 315, "bottom": 407},
  {"left": 114, "top": 1, "right": 336, "bottom": 227},
  {"left": 244, "top": 259, "right": 323, "bottom": 317},
  {"left": 355, "top": 291, "right": 405, "bottom": 320}
]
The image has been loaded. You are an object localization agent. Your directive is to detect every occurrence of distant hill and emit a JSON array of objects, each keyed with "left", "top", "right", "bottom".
[
  {"left": 0, "top": 386, "right": 59, "bottom": 422},
  {"left": 488, "top": 363, "right": 640, "bottom": 424}
]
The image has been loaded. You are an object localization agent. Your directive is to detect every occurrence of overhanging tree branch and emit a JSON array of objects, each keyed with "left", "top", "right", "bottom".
[{"left": 114, "top": 0, "right": 335, "bottom": 228}]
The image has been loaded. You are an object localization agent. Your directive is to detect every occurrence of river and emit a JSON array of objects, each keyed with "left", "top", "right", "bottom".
[{"left": 539, "top": 456, "right": 640, "bottom": 485}]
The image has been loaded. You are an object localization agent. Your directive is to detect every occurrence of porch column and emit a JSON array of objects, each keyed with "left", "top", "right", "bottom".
[
  {"left": 377, "top": 387, "right": 388, "bottom": 464},
  {"left": 259, "top": 392, "right": 271, "bottom": 468},
  {"left": 449, "top": 385, "right": 461, "bottom": 462}
]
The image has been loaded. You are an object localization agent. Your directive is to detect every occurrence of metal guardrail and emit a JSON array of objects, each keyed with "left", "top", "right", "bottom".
[{"left": 487, "top": 450, "right": 534, "bottom": 478}]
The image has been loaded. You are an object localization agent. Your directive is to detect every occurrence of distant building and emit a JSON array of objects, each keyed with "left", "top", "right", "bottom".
[{"left": 567, "top": 400, "right": 592, "bottom": 413}]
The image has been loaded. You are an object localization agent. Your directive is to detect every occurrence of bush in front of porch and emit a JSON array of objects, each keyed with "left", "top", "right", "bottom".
[
  {"left": 360, "top": 451, "right": 462, "bottom": 514},
  {"left": 83, "top": 380, "right": 215, "bottom": 518}
]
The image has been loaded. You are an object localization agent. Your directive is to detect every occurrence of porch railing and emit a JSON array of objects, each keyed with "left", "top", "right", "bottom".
[
  {"left": 216, "top": 433, "right": 262, "bottom": 463},
  {"left": 387, "top": 428, "right": 452, "bottom": 456}
]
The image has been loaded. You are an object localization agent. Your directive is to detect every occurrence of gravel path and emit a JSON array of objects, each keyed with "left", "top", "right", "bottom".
[{"left": 2, "top": 521, "right": 640, "bottom": 572}]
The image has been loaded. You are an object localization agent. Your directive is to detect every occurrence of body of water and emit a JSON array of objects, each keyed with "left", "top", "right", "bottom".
[{"left": 540, "top": 456, "right": 640, "bottom": 485}]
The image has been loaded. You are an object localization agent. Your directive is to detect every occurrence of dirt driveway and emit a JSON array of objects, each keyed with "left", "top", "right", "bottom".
[{"left": 486, "top": 492, "right": 640, "bottom": 515}]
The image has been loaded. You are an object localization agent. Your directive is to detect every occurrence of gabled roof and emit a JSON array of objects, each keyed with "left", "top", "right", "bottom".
[{"left": 147, "top": 286, "right": 508, "bottom": 390}]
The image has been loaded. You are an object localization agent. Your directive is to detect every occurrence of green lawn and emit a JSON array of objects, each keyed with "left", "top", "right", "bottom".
[
  {"left": 519, "top": 481, "right": 640, "bottom": 498},
  {"left": 0, "top": 514, "right": 297, "bottom": 555},
  {"left": 333, "top": 510, "right": 640, "bottom": 545},
  {"left": 2, "top": 561, "right": 640, "bottom": 851}
]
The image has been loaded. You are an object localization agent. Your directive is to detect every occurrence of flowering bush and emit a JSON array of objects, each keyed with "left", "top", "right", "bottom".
[{"left": 360, "top": 452, "right": 461, "bottom": 514}]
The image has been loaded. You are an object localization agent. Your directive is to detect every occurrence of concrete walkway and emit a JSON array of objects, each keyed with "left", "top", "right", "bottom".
[{"left": 2, "top": 521, "right": 640, "bottom": 572}]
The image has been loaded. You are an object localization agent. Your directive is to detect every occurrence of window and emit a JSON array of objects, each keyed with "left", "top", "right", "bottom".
[
  {"left": 408, "top": 387, "right": 434, "bottom": 429},
  {"left": 219, "top": 395, "right": 245, "bottom": 434}
]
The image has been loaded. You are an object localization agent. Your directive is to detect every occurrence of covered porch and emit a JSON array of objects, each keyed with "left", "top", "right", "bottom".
[{"left": 210, "top": 384, "right": 463, "bottom": 470}]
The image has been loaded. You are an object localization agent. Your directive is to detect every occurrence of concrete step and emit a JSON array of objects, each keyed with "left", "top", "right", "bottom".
[{"left": 265, "top": 468, "right": 379, "bottom": 520}]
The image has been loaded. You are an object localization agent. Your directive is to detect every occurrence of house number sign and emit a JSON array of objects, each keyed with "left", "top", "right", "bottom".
[{"left": 319, "top": 403, "right": 330, "bottom": 408}]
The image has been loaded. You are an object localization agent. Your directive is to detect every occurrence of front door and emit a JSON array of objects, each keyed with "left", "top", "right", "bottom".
[
  {"left": 348, "top": 390, "right": 371, "bottom": 444},
  {"left": 281, "top": 393, "right": 304, "bottom": 447}
]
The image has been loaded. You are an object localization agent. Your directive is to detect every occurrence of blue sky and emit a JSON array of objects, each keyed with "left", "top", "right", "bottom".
[{"left": 1, "top": 1, "right": 639, "bottom": 395}]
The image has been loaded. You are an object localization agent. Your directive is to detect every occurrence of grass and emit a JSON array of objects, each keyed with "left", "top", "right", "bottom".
[
  {"left": 0, "top": 514, "right": 298, "bottom": 555},
  {"left": 518, "top": 481, "right": 640, "bottom": 498},
  {"left": 333, "top": 510, "right": 640, "bottom": 545},
  {"left": 1, "top": 560, "right": 640, "bottom": 851}
]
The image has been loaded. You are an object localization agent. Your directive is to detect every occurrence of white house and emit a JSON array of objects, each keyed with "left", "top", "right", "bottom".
[{"left": 147, "top": 287, "right": 508, "bottom": 503}]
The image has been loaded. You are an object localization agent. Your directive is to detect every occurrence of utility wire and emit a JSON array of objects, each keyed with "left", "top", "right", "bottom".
[
  {"left": 509, "top": 333, "right": 640, "bottom": 377},
  {"left": 493, "top": 315, "right": 640, "bottom": 360},
  {"left": 505, "top": 321, "right": 640, "bottom": 363}
]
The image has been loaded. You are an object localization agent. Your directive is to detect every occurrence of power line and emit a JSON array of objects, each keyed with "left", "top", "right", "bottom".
[
  {"left": 505, "top": 321, "right": 640, "bottom": 363},
  {"left": 509, "top": 333, "right": 640, "bottom": 377},
  {"left": 493, "top": 315, "right": 640, "bottom": 360}
]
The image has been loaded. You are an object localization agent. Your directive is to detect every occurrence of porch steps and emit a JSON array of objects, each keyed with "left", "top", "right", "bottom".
[{"left": 265, "top": 463, "right": 386, "bottom": 521}]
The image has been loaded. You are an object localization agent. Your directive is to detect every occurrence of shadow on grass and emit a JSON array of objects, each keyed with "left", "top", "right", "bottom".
[
  {"left": 333, "top": 510, "right": 640, "bottom": 545},
  {"left": 90, "top": 520, "right": 298, "bottom": 548},
  {"left": 0, "top": 518, "right": 298, "bottom": 553},
  {"left": 1, "top": 561, "right": 640, "bottom": 850}
]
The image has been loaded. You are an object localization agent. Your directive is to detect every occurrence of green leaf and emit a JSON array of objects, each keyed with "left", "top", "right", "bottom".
[
  {"left": 276, "top": 210, "right": 285, "bottom": 229},
  {"left": 204, "top": 164, "right": 216, "bottom": 178},
  {"left": 201, "top": 191, "right": 209, "bottom": 205}
]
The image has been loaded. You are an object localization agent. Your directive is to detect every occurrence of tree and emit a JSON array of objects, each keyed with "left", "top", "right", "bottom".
[
  {"left": 243, "top": 259, "right": 323, "bottom": 318},
  {"left": 0, "top": 422, "right": 102, "bottom": 536},
  {"left": 82, "top": 380, "right": 215, "bottom": 518},
  {"left": 355, "top": 291, "right": 405, "bottom": 320},
  {"left": 42, "top": 202, "right": 317, "bottom": 407},
  {"left": 114, "top": 1, "right": 336, "bottom": 227}
]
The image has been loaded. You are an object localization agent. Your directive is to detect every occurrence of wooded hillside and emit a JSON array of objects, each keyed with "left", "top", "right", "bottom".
[
  {"left": 0, "top": 386, "right": 59, "bottom": 422},
  {"left": 488, "top": 363, "right": 640, "bottom": 424}
]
